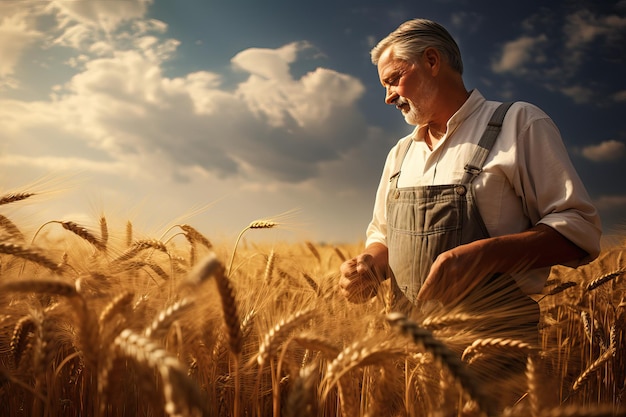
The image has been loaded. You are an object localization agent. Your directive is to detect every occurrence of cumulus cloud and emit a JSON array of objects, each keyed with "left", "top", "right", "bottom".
[
  {"left": 490, "top": 4, "right": 626, "bottom": 105},
  {"left": 47, "top": 0, "right": 154, "bottom": 32},
  {"left": 0, "top": 9, "right": 43, "bottom": 81},
  {"left": 581, "top": 140, "right": 626, "bottom": 162},
  {"left": 0, "top": 2, "right": 368, "bottom": 187},
  {"left": 491, "top": 35, "right": 547, "bottom": 74}
]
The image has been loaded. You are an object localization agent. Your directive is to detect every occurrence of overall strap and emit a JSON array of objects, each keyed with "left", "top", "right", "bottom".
[
  {"left": 462, "top": 101, "right": 514, "bottom": 184},
  {"left": 389, "top": 136, "right": 413, "bottom": 183}
]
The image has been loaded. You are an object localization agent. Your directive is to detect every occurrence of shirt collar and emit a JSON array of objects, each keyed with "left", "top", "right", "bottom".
[{"left": 411, "top": 89, "right": 485, "bottom": 143}]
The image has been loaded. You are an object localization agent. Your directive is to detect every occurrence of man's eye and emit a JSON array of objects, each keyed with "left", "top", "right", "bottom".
[{"left": 389, "top": 75, "right": 401, "bottom": 85}]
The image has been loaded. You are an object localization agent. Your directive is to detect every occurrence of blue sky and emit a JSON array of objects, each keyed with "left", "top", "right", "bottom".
[{"left": 1, "top": 0, "right": 625, "bottom": 246}]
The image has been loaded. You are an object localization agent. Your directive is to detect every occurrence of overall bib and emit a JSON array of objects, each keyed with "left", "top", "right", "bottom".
[{"left": 386, "top": 102, "right": 540, "bottom": 336}]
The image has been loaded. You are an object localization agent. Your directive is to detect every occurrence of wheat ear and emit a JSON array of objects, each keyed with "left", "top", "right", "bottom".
[
  {"left": 256, "top": 308, "right": 315, "bottom": 367},
  {"left": 32, "top": 220, "right": 105, "bottom": 251},
  {"left": 422, "top": 312, "right": 484, "bottom": 331},
  {"left": 461, "top": 337, "right": 537, "bottom": 364},
  {"left": 0, "top": 192, "right": 34, "bottom": 206},
  {"left": 113, "top": 329, "right": 208, "bottom": 417},
  {"left": 98, "top": 291, "right": 135, "bottom": 330},
  {"left": 264, "top": 249, "right": 276, "bottom": 284},
  {"left": 0, "top": 242, "right": 59, "bottom": 272},
  {"left": 1, "top": 279, "right": 77, "bottom": 297},
  {"left": 323, "top": 338, "right": 405, "bottom": 389},
  {"left": 99, "top": 216, "right": 108, "bottom": 250},
  {"left": 386, "top": 312, "right": 494, "bottom": 417},
  {"left": 227, "top": 218, "right": 277, "bottom": 274},
  {"left": 333, "top": 246, "right": 347, "bottom": 262},
  {"left": 305, "top": 241, "right": 321, "bottom": 264},
  {"left": 10, "top": 316, "right": 36, "bottom": 370},
  {"left": 572, "top": 347, "right": 615, "bottom": 391},
  {"left": 179, "top": 224, "right": 213, "bottom": 249},
  {"left": 112, "top": 239, "right": 169, "bottom": 263},
  {"left": 125, "top": 220, "right": 133, "bottom": 247},
  {"left": 0, "top": 214, "right": 25, "bottom": 241},
  {"left": 526, "top": 354, "right": 541, "bottom": 417},
  {"left": 586, "top": 268, "right": 625, "bottom": 291},
  {"left": 144, "top": 298, "right": 194, "bottom": 339},
  {"left": 537, "top": 282, "right": 578, "bottom": 301}
]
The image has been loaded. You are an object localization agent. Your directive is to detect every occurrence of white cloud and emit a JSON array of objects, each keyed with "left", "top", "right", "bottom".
[
  {"left": 232, "top": 42, "right": 305, "bottom": 81},
  {"left": 581, "top": 140, "right": 626, "bottom": 162},
  {"left": 0, "top": 11, "right": 43, "bottom": 79},
  {"left": 563, "top": 9, "right": 626, "bottom": 50},
  {"left": 560, "top": 85, "right": 595, "bottom": 104},
  {"left": 47, "top": 0, "right": 153, "bottom": 33},
  {"left": 0, "top": 1, "right": 383, "bottom": 243},
  {"left": 491, "top": 35, "right": 547, "bottom": 74}
]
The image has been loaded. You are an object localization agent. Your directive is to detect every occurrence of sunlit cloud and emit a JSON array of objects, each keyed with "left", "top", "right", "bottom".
[{"left": 581, "top": 140, "right": 626, "bottom": 162}]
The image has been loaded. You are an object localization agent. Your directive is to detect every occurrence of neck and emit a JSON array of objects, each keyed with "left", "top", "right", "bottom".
[{"left": 429, "top": 86, "right": 470, "bottom": 141}]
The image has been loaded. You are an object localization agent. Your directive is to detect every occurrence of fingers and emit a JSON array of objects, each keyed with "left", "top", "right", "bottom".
[{"left": 339, "top": 254, "right": 378, "bottom": 303}]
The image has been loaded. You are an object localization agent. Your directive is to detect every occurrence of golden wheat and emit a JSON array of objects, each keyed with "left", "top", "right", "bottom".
[{"left": 0, "top": 200, "right": 624, "bottom": 416}]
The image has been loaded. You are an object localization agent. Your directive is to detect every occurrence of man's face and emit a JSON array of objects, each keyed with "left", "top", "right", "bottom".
[{"left": 377, "top": 48, "right": 435, "bottom": 126}]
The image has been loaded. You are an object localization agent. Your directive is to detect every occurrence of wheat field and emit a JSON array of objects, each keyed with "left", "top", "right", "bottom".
[{"left": 0, "top": 189, "right": 624, "bottom": 417}]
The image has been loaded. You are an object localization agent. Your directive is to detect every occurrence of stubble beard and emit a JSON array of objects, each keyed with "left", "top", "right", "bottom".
[{"left": 398, "top": 98, "right": 420, "bottom": 126}]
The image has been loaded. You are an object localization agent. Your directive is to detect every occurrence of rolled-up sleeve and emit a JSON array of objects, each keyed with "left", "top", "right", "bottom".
[{"left": 516, "top": 115, "right": 602, "bottom": 261}]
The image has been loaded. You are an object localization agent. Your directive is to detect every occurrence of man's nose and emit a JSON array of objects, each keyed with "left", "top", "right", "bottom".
[{"left": 385, "top": 87, "right": 398, "bottom": 105}]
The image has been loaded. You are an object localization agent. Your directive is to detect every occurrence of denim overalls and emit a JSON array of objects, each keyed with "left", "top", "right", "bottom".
[{"left": 385, "top": 102, "right": 539, "bottom": 330}]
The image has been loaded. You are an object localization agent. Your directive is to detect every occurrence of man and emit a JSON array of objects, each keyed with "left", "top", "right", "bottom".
[{"left": 339, "top": 19, "right": 601, "bottom": 323}]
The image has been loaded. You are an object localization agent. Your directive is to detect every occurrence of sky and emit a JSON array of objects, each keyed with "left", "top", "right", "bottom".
[{"left": 1, "top": 0, "right": 625, "bottom": 246}]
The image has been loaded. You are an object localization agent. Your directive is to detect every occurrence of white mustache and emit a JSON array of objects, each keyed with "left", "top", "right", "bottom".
[{"left": 394, "top": 97, "right": 409, "bottom": 109}]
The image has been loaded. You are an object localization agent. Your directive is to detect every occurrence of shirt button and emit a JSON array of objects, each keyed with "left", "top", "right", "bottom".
[{"left": 455, "top": 186, "right": 466, "bottom": 196}]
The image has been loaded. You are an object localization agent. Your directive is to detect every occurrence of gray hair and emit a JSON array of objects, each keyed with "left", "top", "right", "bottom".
[{"left": 370, "top": 19, "right": 463, "bottom": 75}]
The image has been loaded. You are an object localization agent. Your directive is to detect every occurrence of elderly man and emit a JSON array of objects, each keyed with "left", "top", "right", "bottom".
[{"left": 339, "top": 19, "right": 601, "bottom": 328}]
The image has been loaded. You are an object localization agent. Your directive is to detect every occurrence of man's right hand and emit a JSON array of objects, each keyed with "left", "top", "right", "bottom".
[{"left": 338, "top": 243, "right": 388, "bottom": 303}]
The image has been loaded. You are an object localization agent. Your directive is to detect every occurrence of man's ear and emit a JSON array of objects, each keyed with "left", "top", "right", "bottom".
[{"left": 423, "top": 47, "right": 441, "bottom": 75}]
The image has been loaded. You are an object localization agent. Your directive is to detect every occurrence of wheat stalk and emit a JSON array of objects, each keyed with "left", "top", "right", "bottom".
[
  {"left": 33, "top": 220, "right": 106, "bottom": 251},
  {"left": 386, "top": 312, "right": 494, "bottom": 417},
  {"left": 227, "top": 218, "right": 278, "bottom": 274}
]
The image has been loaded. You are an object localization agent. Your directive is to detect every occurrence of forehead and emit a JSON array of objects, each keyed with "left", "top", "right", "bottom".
[{"left": 377, "top": 48, "right": 412, "bottom": 78}]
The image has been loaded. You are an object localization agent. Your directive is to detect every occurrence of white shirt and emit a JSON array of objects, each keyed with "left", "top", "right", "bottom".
[{"left": 366, "top": 89, "right": 602, "bottom": 293}]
